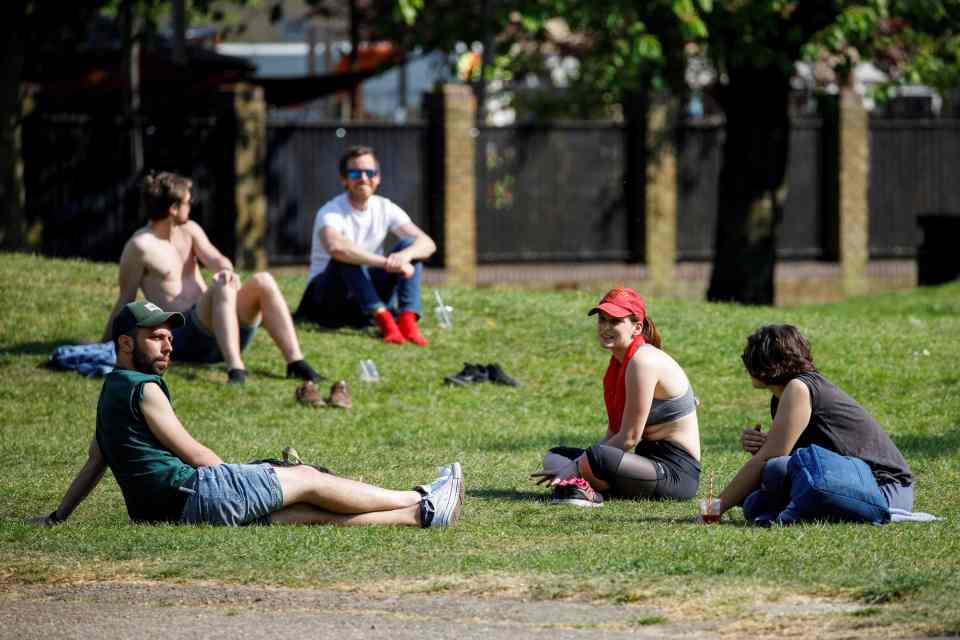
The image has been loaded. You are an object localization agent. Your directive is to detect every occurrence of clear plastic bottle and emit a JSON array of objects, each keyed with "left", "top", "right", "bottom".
[
  {"left": 433, "top": 290, "right": 454, "bottom": 329},
  {"left": 359, "top": 359, "right": 380, "bottom": 383}
]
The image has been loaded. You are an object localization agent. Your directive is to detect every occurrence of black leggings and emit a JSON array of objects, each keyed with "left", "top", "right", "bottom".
[{"left": 551, "top": 440, "right": 700, "bottom": 500}]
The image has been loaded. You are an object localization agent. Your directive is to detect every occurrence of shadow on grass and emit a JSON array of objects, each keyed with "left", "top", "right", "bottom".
[
  {"left": 478, "top": 435, "right": 593, "bottom": 452},
  {"left": 294, "top": 322, "right": 376, "bottom": 337},
  {"left": 0, "top": 338, "right": 89, "bottom": 358},
  {"left": 469, "top": 488, "right": 547, "bottom": 501},
  {"left": 898, "top": 427, "right": 960, "bottom": 459},
  {"left": 170, "top": 362, "right": 287, "bottom": 381}
]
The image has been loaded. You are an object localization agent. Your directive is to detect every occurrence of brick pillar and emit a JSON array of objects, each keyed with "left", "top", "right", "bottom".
[
  {"left": 224, "top": 83, "right": 267, "bottom": 271},
  {"left": 838, "top": 86, "right": 869, "bottom": 297},
  {"left": 644, "top": 98, "right": 677, "bottom": 297},
  {"left": 436, "top": 84, "right": 477, "bottom": 287}
]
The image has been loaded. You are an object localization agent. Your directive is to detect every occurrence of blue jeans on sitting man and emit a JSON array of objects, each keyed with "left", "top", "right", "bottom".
[
  {"left": 743, "top": 449, "right": 913, "bottom": 526},
  {"left": 295, "top": 237, "right": 423, "bottom": 328}
]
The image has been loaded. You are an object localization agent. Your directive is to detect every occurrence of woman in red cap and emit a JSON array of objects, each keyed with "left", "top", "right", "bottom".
[{"left": 533, "top": 287, "right": 701, "bottom": 506}]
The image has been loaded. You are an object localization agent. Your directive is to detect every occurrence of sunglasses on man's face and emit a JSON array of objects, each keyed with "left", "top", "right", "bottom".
[{"left": 345, "top": 168, "right": 378, "bottom": 180}]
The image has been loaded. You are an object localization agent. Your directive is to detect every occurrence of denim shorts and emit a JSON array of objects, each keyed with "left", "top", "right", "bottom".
[
  {"left": 179, "top": 463, "right": 283, "bottom": 526},
  {"left": 171, "top": 305, "right": 257, "bottom": 364}
]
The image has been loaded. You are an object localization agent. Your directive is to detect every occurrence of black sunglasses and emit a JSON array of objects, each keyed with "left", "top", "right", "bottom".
[{"left": 345, "top": 168, "right": 378, "bottom": 180}]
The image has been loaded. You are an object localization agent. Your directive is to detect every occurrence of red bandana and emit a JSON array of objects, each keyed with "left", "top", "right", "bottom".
[{"left": 602, "top": 333, "right": 646, "bottom": 434}]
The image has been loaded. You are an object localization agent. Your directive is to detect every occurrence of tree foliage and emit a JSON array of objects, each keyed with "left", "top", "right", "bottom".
[{"left": 375, "top": 0, "right": 960, "bottom": 303}]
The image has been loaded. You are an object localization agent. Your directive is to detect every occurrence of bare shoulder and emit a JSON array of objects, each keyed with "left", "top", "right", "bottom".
[
  {"left": 627, "top": 345, "right": 665, "bottom": 377},
  {"left": 126, "top": 226, "right": 151, "bottom": 248},
  {"left": 141, "top": 380, "right": 171, "bottom": 407},
  {"left": 632, "top": 344, "right": 676, "bottom": 367},
  {"left": 181, "top": 220, "right": 208, "bottom": 238},
  {"left": 630, "top": 344, "right": 691, "bottom": 393},
  {"left": 121, "top": 227, "right": 155, "bottom": 258},
  {"left": 783, "top": 378, "right": 811, "bottom": 400}
]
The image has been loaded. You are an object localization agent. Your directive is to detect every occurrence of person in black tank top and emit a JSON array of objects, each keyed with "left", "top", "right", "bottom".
[{"left": 713, "top": 324, "right": 914, "bottom": 521}]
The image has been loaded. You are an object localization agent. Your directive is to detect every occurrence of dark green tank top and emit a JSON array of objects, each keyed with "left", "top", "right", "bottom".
[{"left": 95, "top": 368, "right": 195, "bottom": 523}]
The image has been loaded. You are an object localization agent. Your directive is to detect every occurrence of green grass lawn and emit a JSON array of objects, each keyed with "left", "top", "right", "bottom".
[{"left": 1, "top": 253, "right": 958, "bottom": 635}]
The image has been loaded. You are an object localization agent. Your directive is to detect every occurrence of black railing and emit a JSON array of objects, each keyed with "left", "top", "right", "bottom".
[
  {"left": 869, "top": 118, "right": 960, "bottom": 258},
  {"left": 22, "top": 111, "right": 225, "bottom": 262},
  {"left": 474, "top": 123, "right": 631, "bottom": 262},
  {"left": 24, "top": 108, "right": 960, "bottom": 268}
]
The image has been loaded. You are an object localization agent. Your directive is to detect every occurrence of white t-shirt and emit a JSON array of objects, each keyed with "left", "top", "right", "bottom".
[{"left": 307, "top": 193, "right": 413, "bottom": 281}]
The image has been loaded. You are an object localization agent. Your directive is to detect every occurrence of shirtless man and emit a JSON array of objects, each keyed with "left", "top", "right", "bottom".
[{"left": 102, "top": 171, "right": 322, "bottom": 385}]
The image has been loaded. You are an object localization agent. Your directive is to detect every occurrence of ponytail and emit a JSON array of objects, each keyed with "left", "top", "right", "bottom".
[{"left": 642, "top": 316, "right": 661, "bottom": 349}]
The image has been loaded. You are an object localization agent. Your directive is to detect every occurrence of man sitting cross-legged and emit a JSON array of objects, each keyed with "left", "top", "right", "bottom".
[
  {"left": 294, "top": 145, "right": 436, "bottom": 345},
  {"left": 34, "top": 301, "right": 463, "bottom": 528},
  {"left": 103, "top": 171, "right": 322, "bottom": 385}
]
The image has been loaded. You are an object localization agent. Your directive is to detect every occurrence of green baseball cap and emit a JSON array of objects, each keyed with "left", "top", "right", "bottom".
[{"left": 112, "top": 300, "right": 185, "bottom": 339}]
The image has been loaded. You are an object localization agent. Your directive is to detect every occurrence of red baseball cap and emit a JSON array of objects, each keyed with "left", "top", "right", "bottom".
[{"left": 588, "top": 287, "right": 646, "bottom": 319}]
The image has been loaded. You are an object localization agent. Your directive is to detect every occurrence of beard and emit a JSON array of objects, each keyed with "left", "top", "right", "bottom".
[{"left": 132, "top": 341, "right": 169, "bottom": 376}]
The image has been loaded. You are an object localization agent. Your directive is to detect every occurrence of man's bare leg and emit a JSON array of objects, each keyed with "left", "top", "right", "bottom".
[
  {"left": 273, "top": 465, "right": 420, "bottom": 514},
  {"left": 236, "top": 272, "right": 303, "bottom": 363},
  {"left": 196, "top": 276, "right": 245, "bottom": 371},
  {"left": 269, "top": 503, "right": 420, "bottom": 526}
]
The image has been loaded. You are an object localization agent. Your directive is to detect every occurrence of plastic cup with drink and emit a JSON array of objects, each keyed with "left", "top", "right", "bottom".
[
  {"left": 699, "top": 498, "right": 722, "bottom": 524},
  {"left": 699, "top": 470, "right": 721, "bottom": 524}
]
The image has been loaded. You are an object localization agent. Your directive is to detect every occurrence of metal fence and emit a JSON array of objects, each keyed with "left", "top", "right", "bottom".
[
  {"left": 27, "top": 108, "right": 958, "bottom": 268},
  {"left": 869, "top": 117, "right": 960, "bottom": 257},
  {"left": 676, "top": 117, "right": 829, "bottom": 261},
  {"left": 676, "top": 121, "right": 722, "bottom": 260},
  {"left": 23, "top": 111, "right": 226, "bottom": 262},
  {"left": 474, "top": 123, "right": 632, "bottom": 262},
  {"left": 265, "top": 114, "right": 428, "bottom": 264}
]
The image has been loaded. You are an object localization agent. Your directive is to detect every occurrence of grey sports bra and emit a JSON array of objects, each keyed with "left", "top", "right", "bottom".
[{"left": 647, "top": 385, "right": 697, "bottom": 426}]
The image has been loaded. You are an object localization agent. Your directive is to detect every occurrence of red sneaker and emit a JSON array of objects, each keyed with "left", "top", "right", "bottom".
[
  {"left": 398, "top": 311, "right": 428, "bottom": 346},
  {"left": 374, "top": 309, "right": 405, "bottom": 344}
]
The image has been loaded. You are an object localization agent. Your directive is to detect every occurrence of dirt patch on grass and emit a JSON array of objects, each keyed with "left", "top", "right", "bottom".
[{"left": 0, "top": 578, "right": 927, "bottom": 639}]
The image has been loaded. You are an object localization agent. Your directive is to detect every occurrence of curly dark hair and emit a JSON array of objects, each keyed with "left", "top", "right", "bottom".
[
  {"left": 740, "top": 324, "right": 817, "bottom": 385},
  {"left": 142, "top": 171, "right": 192, "bottom": 221}
]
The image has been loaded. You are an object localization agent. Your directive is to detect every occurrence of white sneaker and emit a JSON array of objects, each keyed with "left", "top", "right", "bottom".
[
  {"left": 427, "top": 462, "right": 463, "bottom": 528},
  {"left": 415, "top": 463, "right": 455, "bottom": 496}
]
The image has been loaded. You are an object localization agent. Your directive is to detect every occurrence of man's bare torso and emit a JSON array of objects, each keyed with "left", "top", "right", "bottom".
[{"left": 128, "top": 224, "right": 207, "bottom": 312}]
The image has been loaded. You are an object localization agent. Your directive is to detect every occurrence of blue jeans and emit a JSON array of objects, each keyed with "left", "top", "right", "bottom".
[
  {"left": 295, "top": 237, "right": 423, "bottom": 328},
  {"left": 743, "top": 453, "right": 914, "bottom": 525},
  {"left": 179, "top": 463, "right": 283, "bottom": 526}
]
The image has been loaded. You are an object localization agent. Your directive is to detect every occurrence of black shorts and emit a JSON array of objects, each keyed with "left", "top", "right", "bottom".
[
  {"left": 629, "top": 439, "right": 700, "bottom": 500},
  {"left": 171, "top": 305, "right": 257, "bottom": 364},
  {"left": 552, "top": 439, "right": 700, "bottom": 500}
]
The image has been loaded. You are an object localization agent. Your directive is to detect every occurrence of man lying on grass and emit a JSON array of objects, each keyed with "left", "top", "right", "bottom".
[{"left": 32, "top": 301, "right": 463, "bottom": 529}]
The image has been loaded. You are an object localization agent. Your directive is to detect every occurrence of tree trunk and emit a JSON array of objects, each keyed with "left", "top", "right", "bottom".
[
  {"left": 120, "top": 0, "right": 143, "bottom": 177},
  {"left": 707, "top": 65, "right": 792, "bottom": 304},
  {"left": 0, "top": 4, "right": 28, "bottom": 250}
]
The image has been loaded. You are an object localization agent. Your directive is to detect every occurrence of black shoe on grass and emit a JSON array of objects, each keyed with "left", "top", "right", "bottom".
[
  {"left": 486, "top": 363, "right": 520, "bottom": 386},
  {"left": 287, "top": 359, "right": 325, "bottom": 383},
  {"left": 443, "top": 363, "right": 489, "bottom": 386}
]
